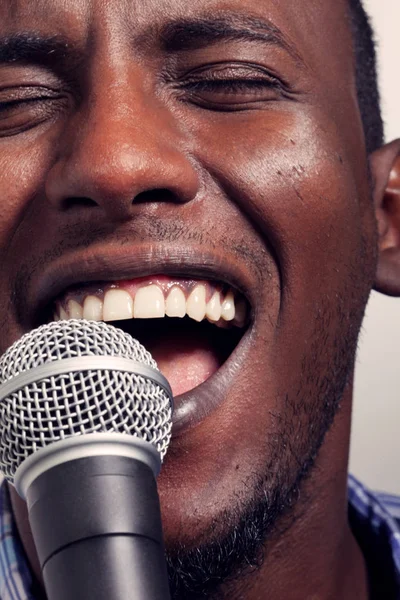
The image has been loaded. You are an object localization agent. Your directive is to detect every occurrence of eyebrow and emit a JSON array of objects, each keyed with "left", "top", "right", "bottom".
[
  {"left": 0, "top": 15, "right": 304, "bottom": 70},
  {"left": 160, "top": 13, "right": 304, "bottom": 65},
  {"left": 0, "top": 33, "right": 80, "bottom": 71}
]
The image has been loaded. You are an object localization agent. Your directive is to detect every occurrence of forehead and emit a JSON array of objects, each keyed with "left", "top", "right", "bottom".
[{"left": 0, "top": 0, "right": 352, "bottom": 66}]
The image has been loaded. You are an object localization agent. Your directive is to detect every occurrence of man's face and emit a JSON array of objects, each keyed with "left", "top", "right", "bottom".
[{"left": 0, "top": 0, "right": 378, "bottom": 595}]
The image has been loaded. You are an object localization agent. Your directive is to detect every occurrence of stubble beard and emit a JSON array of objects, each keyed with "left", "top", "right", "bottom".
[{"left": 165, "top": 252, "right": 374, "bottom": 600}]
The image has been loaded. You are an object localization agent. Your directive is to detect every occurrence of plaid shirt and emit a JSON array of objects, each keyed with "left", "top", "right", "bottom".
[{"left": 0, "top": 475, "right": 399, "bottom": 599}]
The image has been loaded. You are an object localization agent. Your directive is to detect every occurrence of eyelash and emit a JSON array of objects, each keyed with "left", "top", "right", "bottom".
[
  {"left": 181, "top": 77, "right": 281, "bottom": 94},
  {"left": 171, "top": 62, "right": 290, "bottom": 107},
  {"left": 0, "top": 87, "right": 65, "bottom": 111},
  {"left": 0, "top": 97, "right": 47, "bottom": 111}
]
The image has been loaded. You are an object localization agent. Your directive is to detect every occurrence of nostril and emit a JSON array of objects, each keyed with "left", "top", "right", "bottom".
[
  {"left": 59, "top": 189, "right": 185, "bottom": 213},
  {"left": 134, "top": 189, "right": 182, "bottom": 204},
  {"left": 62, "top": 197, "right": 99, "bottom": 211}
]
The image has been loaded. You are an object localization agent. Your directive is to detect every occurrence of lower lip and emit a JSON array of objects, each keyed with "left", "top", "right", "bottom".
[{"left": 170, "top": 326, "right": 253, "bottom": 436}]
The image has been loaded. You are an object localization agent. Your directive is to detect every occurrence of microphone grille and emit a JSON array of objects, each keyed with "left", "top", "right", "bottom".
[
  {"left": 1, "top": 319, "right": 158, "bottom": 379},
  {"left": 0, "top": 320, "right": 172, "bottom": 483}
]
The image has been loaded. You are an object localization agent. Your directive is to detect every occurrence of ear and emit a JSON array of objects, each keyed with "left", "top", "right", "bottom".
[{"left": 371, "top": 139, "right": 400, "bottom": 296}]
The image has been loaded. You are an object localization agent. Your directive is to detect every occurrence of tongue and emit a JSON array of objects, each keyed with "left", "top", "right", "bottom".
[
  {"left": 117, "top": 317, "right": 235, "bottom": 397},
  {"left": 146, "top": 330, "right": 221, "bottom": 397}
]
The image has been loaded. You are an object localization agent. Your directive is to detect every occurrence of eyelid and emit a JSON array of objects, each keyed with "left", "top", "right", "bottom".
[
  {"left": 166, "top": 61, "right": 291, "bottom": 93},
  {"left": 0, "top": 83, "right": 72, "bottom": 112},
  {"left": 181, "top": 73, "right": 284, "bottom": 93},
  {"left": 0, "top": 86, "right": 71, "bottom": 138}
]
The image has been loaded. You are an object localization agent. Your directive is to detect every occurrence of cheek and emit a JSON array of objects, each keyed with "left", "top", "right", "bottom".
[
  {"left": 0, "top": 134, "right": 57, "bottom": 251},
  {"left": 188, "top": 108, "right": 375, "bottom": 383},
  {"left": 189, "top": 106, "right": 371, "bottom": 299},
  {"left": 0, "top": 131, "right": 61, "bottom": 347}
]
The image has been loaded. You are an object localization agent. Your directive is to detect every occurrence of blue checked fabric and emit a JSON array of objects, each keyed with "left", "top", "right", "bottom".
[
  {"left": 0, "top": 476, "right": 399, "bottom": 599},
  {"left": 0, "top": 484, "right": 34, "bottom": 600}
]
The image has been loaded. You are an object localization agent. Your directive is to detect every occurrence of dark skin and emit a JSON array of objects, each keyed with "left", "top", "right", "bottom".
[{"left": 1, "top": 0, "right": 400, "bottom": 598}]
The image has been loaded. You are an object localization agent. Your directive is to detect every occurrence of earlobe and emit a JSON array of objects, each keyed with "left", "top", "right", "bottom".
[{"left": 371, "top": 139, "right": 400, "bottom": 296}]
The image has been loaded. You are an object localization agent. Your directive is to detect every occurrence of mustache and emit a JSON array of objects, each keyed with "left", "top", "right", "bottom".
[
  {"left": 13, "top": 214, "right": 269, "bottom": 294},
  {"left": 10, "top": 214, "right": 271, "bottom": 334}
]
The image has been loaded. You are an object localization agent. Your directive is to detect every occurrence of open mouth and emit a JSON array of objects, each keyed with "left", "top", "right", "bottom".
[{"left": 51, "top": 275, "right": 250, "bottom": 399}]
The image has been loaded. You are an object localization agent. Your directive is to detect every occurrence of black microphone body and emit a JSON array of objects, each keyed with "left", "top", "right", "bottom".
[{"left": 26, "top": 452, "right": 171, "bottom": 600}]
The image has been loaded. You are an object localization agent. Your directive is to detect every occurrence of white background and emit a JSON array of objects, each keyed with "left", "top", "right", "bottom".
[{"left": 349, "top": 0, "right": 400, "bottom": 493}]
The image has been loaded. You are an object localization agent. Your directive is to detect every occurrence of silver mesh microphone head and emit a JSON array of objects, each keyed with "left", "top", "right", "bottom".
[{"left": 0, "top": 320, "right": 173, "bottom": 483}]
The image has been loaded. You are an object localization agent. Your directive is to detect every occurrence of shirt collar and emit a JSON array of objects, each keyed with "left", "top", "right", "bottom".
[{"left": 348, "top": 474, "right": 400, "bottom": 598}]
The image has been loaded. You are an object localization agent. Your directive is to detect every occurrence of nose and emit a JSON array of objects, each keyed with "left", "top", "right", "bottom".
[{"left": 45, "top": 85, "right": 200, "bottom": 221}]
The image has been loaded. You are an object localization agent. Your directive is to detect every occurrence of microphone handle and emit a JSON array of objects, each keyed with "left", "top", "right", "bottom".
[{"left": 25, "top": 454, "right": 171, "bottom": 600}]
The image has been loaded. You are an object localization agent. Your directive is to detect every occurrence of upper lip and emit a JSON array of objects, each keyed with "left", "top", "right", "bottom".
[{"left": 25, "top": 244, "right": 256, "bottom": 328}]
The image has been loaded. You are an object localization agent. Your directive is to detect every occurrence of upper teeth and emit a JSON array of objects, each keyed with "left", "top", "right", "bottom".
[{"left": 54, "top": 283, "right": 247, "bottom": 328}]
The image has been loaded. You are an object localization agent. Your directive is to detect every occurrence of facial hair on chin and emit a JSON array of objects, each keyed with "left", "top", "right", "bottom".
[{"left": 165, "top": 278, "right": 369, "bottom": 600}]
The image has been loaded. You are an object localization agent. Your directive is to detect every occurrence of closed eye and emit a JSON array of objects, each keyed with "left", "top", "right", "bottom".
[
  {"left": 173, "top": 62, "right": 291, "bottom": 109},
  {"left": 0, "top": 86, "right": 69, "bottom": 135}
]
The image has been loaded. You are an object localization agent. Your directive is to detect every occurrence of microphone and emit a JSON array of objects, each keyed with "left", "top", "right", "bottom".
[{"left": 0, "top": 319, "right": 173, "bottom": 600}]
